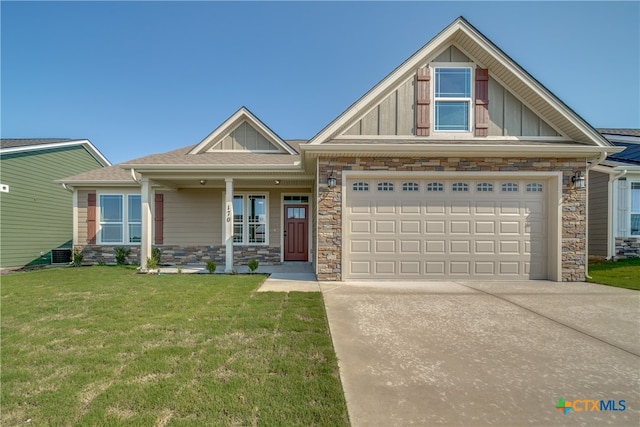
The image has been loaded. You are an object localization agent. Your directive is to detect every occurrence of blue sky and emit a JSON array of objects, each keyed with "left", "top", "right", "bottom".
[{"left": 2, "top": 1, "right": 639, "bottom": 165}]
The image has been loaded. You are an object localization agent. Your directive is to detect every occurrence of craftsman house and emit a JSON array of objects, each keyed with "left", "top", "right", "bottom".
[{"left": 60, "top": 17, "right": 618, "bottom": 281}]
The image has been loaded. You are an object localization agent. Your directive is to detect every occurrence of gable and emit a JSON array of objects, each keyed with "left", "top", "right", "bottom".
[
  {"left": 208, "top": 122, "right": 280, "bottom": 152},
  {"left": 310, "top": 17, "right": 608, "bottom": 147},
  {"left": 189, "top": 107, "right": 296, "bottom": 155}
]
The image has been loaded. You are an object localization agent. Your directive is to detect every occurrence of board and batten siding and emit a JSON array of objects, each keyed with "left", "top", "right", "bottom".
[
  {"left": 588, "top": 171, "right": 609, "bottom": 257},
  {"left": 0, "top": 146, "right": 104, "bottom": 268},
  {"left": 340, "top": 44, "right": 558, "bottom": 139}
]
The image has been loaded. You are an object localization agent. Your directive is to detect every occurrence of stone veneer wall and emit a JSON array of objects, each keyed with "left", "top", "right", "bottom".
[
  {"left": 317, "top": 157, "right": 587, "bottom": 282},
  {"left": 615, "top": 237, "right": 640, "bottom": 259},
  {"left": 77, "top": 245, "right": 281, "bottom": 266}
]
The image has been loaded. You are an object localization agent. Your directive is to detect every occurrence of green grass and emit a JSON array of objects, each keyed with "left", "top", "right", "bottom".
[
  {"left": 588, "top": 258, "right": 640, "bottom": 290},
  {"left": 1, "top": 267, "right": 350, "bottom": 426}
]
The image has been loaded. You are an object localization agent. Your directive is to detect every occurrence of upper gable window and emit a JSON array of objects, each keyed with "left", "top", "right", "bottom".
[{"left": 434, "top": 67, "right": 472, "bottom": 132}]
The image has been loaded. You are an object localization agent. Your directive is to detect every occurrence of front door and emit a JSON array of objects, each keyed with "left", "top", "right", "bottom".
[{"left": 284, "top": 205, "right": 308, "bottom": 261}]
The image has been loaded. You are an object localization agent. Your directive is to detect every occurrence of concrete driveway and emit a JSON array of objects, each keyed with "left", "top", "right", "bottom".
[{"left": 321, "top": 280, "right": 640, "bottom": 427}]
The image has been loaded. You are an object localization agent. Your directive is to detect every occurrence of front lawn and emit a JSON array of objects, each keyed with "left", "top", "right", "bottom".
[
  {"left": 1, "top": 267, "right": 349, "bottom": 426},
  {"left": 588, "top": 258, "right": 640, "bottom": 290}
]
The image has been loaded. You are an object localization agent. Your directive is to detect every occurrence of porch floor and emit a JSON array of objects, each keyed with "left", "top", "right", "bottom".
[{"left": 157, "top": 262, "right": 314, "bottom": 275}]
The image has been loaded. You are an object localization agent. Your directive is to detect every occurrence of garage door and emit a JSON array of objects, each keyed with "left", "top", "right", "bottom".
[{"left": 345, "top": 177, "right": 547, "bottom": 280}]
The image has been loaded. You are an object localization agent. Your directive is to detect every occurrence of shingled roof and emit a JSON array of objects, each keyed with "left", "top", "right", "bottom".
[{"left": 1, "top": 138, "right": 76, "bottom": 149}]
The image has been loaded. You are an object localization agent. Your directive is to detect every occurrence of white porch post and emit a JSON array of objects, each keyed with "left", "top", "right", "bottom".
[
  {"left": 225, "top": 178, "right": 234, "bottom": 272},
  {"left": 140, "top": 178, "right": 153, "bottom": 271}
]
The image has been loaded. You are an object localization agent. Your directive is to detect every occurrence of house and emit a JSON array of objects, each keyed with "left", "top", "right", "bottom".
[
  {"left": 588, "top": 129, "right": 640, "bottom": 259},
  {"left": 60, "top": 17, "right": 619, "bottom": 282},
  {"left": 0, "top": 138, "right": 110, "bottom": 269}
]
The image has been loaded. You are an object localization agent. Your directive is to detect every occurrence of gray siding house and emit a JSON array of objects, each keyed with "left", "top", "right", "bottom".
[
  {"left": 589, "top": 129, "right": 640, "bottom": 259},
  {"left": 1, "top": 139, "right": 110, "bottom": 269},
  {"left": 61, "top": 17, "right": 620, "bottom": 282}
]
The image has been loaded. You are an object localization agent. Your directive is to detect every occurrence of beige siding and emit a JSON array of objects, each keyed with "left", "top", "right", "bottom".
[
  {"left": 588, "top": 171, "right": 609, "bottom": 257},
  {"left": 77, "top": 190, "right": 90, "bottom": 244},
  {"left": 163, "top": 189, "right": 221, "bottom": 245},
  {"left": 342, "top": 78, "right": 415, "bottom": 137},
  {"left": 488, "top": 77, "right": 560, "bottom": 137}
]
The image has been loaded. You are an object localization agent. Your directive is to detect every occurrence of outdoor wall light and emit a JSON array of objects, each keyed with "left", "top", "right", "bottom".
[
  {"left": 327, "top": 171, "right": 337, "bottom": 189},
  {"left": 199, "top": 179, "right": 207, "bottom": 185},
  {"left": 274, "top": 179, "right": 281, "bottom": 185},
  {"left": 572, "top": 171, "right": 585, "bottom": 189}
]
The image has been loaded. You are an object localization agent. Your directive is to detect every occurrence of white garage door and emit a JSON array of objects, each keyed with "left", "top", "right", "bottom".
[{"left": 345, "top": 177, "right": 547, "bottom": 280}]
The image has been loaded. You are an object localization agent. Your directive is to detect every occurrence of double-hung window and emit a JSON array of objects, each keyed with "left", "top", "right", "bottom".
[
  {"left": 434, "top": 67, "right": 472, "bottom": 131},
  {"left": 231, "top": 194, "right": 267, "bottom": 244},
  {"left": 631, "top": 183, "right": 640, "bottom": 235},
  {"left": 99, "top": 194, "right": 141, "bottom": 244}
]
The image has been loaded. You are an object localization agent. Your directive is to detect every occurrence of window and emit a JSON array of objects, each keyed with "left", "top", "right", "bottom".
[
  {"left": 452, "top": 182, "right": 469, "bottom": 192},
  {"left": 284, "top": 195, "right": 309, "bottom": 204},
  {"left": 402, "top": 182, "right": 419, "bottom": 192},
  {"left": 631, "top": 183, "right": 640, "bottom": 236},
  {"left": 502, "top": 182, "right": 519, "bottom": 192},
  {"left": 231, "top": 194, "right": 267, "bottom": 244},
  {"left": 426, "top": 182, "right": 444, "bottom": 192},
  {"left": 99, "top": 194, "right": 141, "bottom": 244},
  {"left": 377, "top": 182, "right": 394, "bottom": 191},
  {"left": 476, "top": 183, "right": 493, "bottom": 192},
  {"left": 352, "top": 182, "right": 369, "bottom": 192},
  {"left": 526, "top": 183, "right": 543, "bottom": 193},
  {"left": 434, "top": 67, "right": 472, "bottom": 131}
]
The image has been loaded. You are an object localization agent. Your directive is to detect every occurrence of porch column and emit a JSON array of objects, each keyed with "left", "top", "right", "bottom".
[
  {"left": 225, "top": 178, "right": 234, "bottom": 272},
  {"left": 140, "top": 178, "right": 153, "bottom": 271}
]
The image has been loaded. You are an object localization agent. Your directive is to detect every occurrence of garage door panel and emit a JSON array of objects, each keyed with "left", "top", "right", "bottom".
[
  {"left": 450, "top": 221, "right": 471, "bottom": 234},
  {"left": 450, "top": 241, "right": 471, "bottom": 254},
  {"left": 351, "top": 220, "right": 371, "bottom": 233},
  {"left": 375, "top": 240, "right": 396, "bottom": 253},
  {"left": 375, "top": 201, "right": 396, "bottom": 214},
  {"left": 346, "top": 177, "right": 547, "bottom": 280},
  {"left": 426, "top": 220, "right": 446, "bottom": 233},
  {"left": 351, "top": 240, "right": 371, "bottom": 253},
  {"left": 375, "top": 261, "right": 395, "bottom": 274},
  {"left": 400, "top": 220, "right": 420, "bottom": 233},
  {"left": 400, "top": 262, "right": 420, "bottom": 274},
  {"left": 426, "top": 240, "right": 446, "bottom": 254},
  {"left": 451, "top": 201, "right": 471, "bottom": 214},
  {"left": 401, "top": 240, "right": 421, "bottom": 253},
  {"left": 375, "top": 220, "right": 395, "bottom": 233}
]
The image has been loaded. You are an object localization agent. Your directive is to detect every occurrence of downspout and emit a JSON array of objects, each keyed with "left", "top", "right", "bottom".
[
  {"left": 584, "top": 152, "right": 607, "bottom": 280},
  {"left": 608, "top": 169, "right": 628, "bottom": 260},
  {"left": 61, "top": 183, "right": 73, "bottom": 193}
]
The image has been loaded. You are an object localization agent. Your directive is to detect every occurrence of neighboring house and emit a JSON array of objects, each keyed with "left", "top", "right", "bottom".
[
  {"left": 60, "top": 17, "right": 619, "bottom": 282},
  {"left": 1, "top": 139, "right": 111, "bottom": 269},
  {"left": 589, "top": 129, "right": 640, "bottom": 259}
]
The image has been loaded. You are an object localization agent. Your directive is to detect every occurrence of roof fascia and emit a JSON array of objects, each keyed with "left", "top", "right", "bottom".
[
  {"left": 308, "top": 17, "right": 610, "bottom": 147},
  {"left": 300, "top": 143, "right": 622, "bottom": 158},
  {"left": 120, "top": 163, "right": 303, "bottom": 173},
  {"left": 0, "top": 139, "right": 112, "bottom": 166},
  {"left": 188, "top": 107, "right": 296, "bottom": 155}
]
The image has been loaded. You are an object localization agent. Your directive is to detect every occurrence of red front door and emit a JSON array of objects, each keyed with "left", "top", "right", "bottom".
[{"left": 284, "top": 205, "right": 308, "bottom": 261}]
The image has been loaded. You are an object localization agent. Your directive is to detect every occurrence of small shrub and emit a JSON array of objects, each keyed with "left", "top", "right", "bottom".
[
  {"left": 72, "top": 247, "right": 83, "bottom": 267},
  {"left": 146, "top": 256, "right": 158, "bottom": 272},
  {"left": 177, "top": 265, "right": 183, "bottom": 274},
  {"left": 248, "top": 259, "right": 259, "bottom": 273},
  {"left": 205, "top": 260, "right": 217, "bottom": 274},
  {"left": 115, "top": 247, "right": 131, "bottom": 266},
  {"left": 152, "top": 247, "right": 161, "bottom": 266},
  {"left": 96, "top": 259, "right": 106, "bottom": 266}
]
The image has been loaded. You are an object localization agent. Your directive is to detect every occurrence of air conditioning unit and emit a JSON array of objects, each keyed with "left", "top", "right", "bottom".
[{"left": 51, "top": 248, "right": 72, "bottom": 265}]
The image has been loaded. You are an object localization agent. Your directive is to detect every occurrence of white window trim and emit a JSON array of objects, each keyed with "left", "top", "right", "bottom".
[
  {"left": 222, "top": 192, "right": 269, "bottom": 245},
  {"left": 97, "top": 191, "right": 142, "bottom": 245},
  {"left": 431, "top": 63, "right": 474, "bottom": 135}
]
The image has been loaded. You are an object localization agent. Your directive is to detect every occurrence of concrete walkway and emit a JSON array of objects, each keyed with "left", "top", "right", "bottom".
[{"left": 321, "top": 280, "right": 640, "bottom": 427}]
